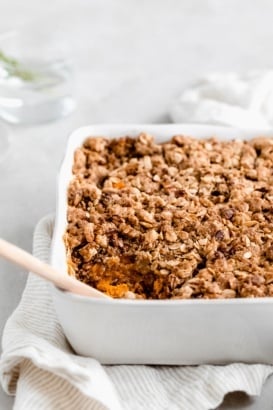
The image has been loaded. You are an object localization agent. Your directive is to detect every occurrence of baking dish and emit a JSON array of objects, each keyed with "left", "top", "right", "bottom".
[{"left": 50, "top": 124, "right": 273, "bottom": 364}]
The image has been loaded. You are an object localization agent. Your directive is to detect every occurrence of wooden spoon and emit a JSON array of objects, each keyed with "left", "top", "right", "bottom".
[{"left": 0, "top": 238, "right": 110, "bottom": 299}]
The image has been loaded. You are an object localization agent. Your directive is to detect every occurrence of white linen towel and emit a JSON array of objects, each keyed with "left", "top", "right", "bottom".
[
  {"left": 1, "top": 215, "right": 273, "bottom": 410},
  {"left": 170, "top": 70, "right": 273, "bottom": 129}
]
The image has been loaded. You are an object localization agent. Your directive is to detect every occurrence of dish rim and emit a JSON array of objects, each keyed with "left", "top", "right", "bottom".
[{"left": 51, "top": 123, "right": 273, "bottom": 305}]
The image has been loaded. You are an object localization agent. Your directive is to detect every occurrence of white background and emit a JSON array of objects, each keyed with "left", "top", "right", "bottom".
[{"left": 1, "top": 0, "right": 273, "bottom": 408}]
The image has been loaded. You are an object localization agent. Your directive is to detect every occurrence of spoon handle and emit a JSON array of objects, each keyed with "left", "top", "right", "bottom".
[{"left": 0, "top": 238, "right": 109, "bottom": 299}]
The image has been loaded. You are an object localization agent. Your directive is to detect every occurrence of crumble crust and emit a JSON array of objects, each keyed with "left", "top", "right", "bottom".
[{"left": 65, "top": 133, "right": 273, "bottom": 299}]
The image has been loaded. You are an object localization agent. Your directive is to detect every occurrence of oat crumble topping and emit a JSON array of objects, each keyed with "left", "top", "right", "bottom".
[{"left": 65, "top": 133, "right": 273, "bottom": 299}]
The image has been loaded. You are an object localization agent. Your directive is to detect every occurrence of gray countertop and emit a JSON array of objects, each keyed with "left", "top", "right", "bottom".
[{"left": 1, "top": 0, "right": 273, "bottom": 408}]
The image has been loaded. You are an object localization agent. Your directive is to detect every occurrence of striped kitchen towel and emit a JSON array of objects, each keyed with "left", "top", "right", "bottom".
[{"left": 1, "top": 214, "right": 273, "bottom": 410}]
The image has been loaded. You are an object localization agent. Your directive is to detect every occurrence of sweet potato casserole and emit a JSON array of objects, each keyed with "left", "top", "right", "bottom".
[{"left": 65, "top": 133, "right": 273, "bottom": 299}]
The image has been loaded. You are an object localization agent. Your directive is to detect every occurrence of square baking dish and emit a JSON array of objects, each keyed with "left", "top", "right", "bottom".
[{"left": 50, "top": 124, "right": 273, "bottom": 365}]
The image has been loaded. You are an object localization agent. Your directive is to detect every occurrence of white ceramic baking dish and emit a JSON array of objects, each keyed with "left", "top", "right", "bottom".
[{"left": 50, "top": 124, "right": 273, "bottom": 365}]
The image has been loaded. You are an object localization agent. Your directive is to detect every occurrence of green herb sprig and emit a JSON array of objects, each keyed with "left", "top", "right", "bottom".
[{"left": 0, "top": 50, "right": 38, "bottom": 82}]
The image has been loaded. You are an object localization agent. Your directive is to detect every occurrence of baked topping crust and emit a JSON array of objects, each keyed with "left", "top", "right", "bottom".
[{"left": 65, "top": 133, "right": 273, "bottom": 299}]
